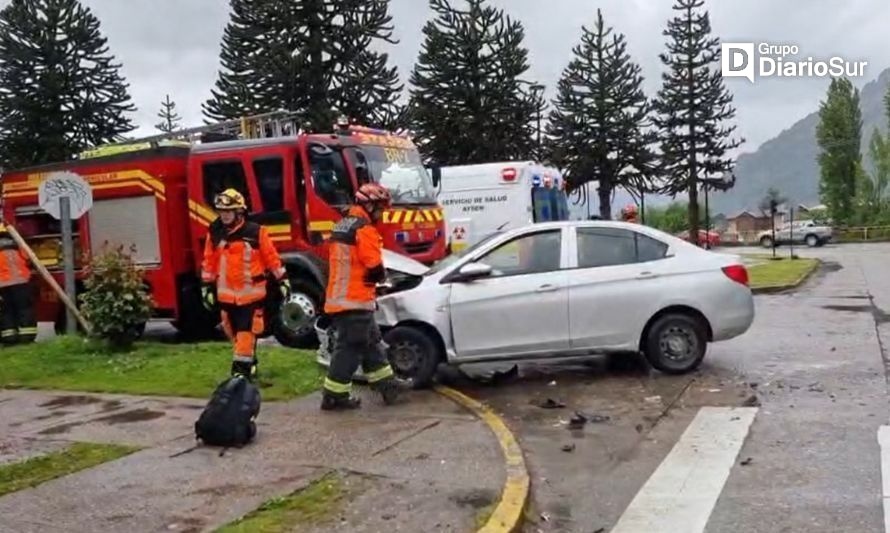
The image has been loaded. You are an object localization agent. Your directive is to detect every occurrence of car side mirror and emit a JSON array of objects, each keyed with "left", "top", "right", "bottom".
[{"left": 456, "top": 262, "right": 492, "bottom": 281}]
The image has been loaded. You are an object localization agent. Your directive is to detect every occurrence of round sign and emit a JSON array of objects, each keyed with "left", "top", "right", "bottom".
[{"left": 38, "top": 171, "right": 93, "bottom": 220}]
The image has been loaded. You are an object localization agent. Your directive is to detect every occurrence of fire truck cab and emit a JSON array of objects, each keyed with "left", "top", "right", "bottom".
[{"left": 0, "top": 117, "right": 446, "bottom": 348}]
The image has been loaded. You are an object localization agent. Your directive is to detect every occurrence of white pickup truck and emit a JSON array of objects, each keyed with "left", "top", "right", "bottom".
[{"left": 758, "top": 220, "right": 833, "bottom": 248}]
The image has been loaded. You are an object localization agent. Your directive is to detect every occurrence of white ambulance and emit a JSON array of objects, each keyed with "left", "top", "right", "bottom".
[{"left": 436, "top": 161, "right": 571, "bottom": 252}]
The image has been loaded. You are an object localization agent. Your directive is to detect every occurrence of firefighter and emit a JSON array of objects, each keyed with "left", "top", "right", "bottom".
[
  {"left": 620, "top": 204, "right": 638, "bottom": 223},
  {"left": 321, "top": 183, "right": 406, "bottom": 411},
  {"left": 0, "top": 223, "right": 37, "bottom": 345},
  {"left": 200, "top": 189, "right": 291, "bottom": 379}
]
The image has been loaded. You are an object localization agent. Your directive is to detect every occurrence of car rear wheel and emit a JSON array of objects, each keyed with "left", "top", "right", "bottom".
[
  {"left": 805, "top": 234, "right": 819, "bottom": 247},
  {"left": 759, "top": 236, "right": 774, "bottom": 248},
  {"left": 383, "top": 325, "right": 441, "bottom": 389},
  {"left": 643, "top": 314, "right": 707, "bottom": 374}
]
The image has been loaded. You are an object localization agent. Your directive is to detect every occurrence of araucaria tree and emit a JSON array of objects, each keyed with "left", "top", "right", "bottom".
[
  {"left": 816, "top": 77, "right": 862, "bottom": 224},
  {"left": 0, "top": 0, "right": 135, "bottom": 168},
  {"left": 547, "top": 9, "right": 657, "bottom": 220},
  {"left": 653, "top": 0, "right": 742, "bottom": 242},
  {"left": 408, "top": 0, "right": 543, "bottom": 165},
  {"left": 204, "top": 0, "right": 402, "bottom": 131},
  {"left": 155, "top": 94, "right": 183, "bottom": 133}
]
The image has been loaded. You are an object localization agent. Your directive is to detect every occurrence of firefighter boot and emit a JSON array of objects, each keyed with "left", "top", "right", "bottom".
[
  {"left": 231, "top": 359, "right": 258, "bottom": 381},
  {"left": 372, "top": 377, "right": 411, "bottom": 406},
  {"left": 320, "top": 392, "right": 362, "bottom": 411}
]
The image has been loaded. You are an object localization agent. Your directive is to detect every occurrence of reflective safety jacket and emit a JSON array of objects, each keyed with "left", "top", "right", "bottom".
[
  {"left": 324, "top": 206, "right": 385, "bottom": 314},
  {"left": 201, "top": 219, "right": 286, "bottom": 305},
  {"left": 0, "top": 232, "right": 30, "bottom": 288}
]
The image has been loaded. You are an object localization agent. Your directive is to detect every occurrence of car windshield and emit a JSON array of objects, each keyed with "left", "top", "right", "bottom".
[
  {"left": 426, "top": 231, "right": 503, "bottom": 275},
  {"left": 359, "top": 145, "right": 437, "bottom": 205}
]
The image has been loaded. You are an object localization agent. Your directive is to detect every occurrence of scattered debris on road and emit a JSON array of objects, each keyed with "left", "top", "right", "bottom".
[
  {"left": 740, "top": 457, "right": 753, "bottom": 466},
  {"left": 742, "top": 394, "right": 761, "bottom": 407},
  {"left": 568, "top": 412, "right": 587, "bottom": 429},
  {"left": 561, "top": 443, "right": 575, "bottom": 453},
  {"left": 808, "top": 382, "right": 825, "bottom": 393},
  {"left": 536, "top": 398, "right": 566, "bottom": 409},
  {"left": 644, "top": 395, "right": 662, "bottom": 404},
  {"left": 635, "top": 423, "right": 644, "bottom": 433}
]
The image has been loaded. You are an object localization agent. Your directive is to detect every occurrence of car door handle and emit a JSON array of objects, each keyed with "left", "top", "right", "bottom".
[
  {"left": 536, "top": 284, "right": 560, "bottom": 293},
  {"left": 637, "top": 271, "right": 659, "bottom": 280}
]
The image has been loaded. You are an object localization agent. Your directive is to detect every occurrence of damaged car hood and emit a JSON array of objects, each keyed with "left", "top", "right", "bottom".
[{"left": 383, "top": 249, "right": 429, "bottom": 276}]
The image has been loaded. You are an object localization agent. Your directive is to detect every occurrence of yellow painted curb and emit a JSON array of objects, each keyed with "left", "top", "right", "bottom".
[{"left": 434, "top": 385, "right": 530, "bottom": 533}]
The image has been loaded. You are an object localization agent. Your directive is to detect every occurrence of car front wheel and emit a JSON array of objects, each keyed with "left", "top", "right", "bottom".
[
  {"left": 643, "top": 313, "right": 707, "bottom": 374},
  {"left": 805, "top": 234, "right": 820, "bottom": 247},
  {"left": 760, "top": 236, "right": 774, "bottom": 248},
  {"left": 383, "top": 325, "right": 441, "bottom": 389}
]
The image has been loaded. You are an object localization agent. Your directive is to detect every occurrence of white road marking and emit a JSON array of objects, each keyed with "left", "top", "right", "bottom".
[
  {"left": 876, "top": 426, "right": 890, "bottom": 532},
  {"left": 611, "top": 406, "right": 758, "bottom": 533}
]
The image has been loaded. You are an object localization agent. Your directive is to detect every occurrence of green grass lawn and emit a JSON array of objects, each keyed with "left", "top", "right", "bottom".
[
  {"left": 0, "top": 442, "right": 140, "bottom": 497},
  {"left": 747, "top": 257, "right": 820, "bottom": 290},
  {"left": 217, "top": 472, "right": 349, "bottom": 533},
  {"left": 0, "top": 336, "right": 321, "bottom": 401}
]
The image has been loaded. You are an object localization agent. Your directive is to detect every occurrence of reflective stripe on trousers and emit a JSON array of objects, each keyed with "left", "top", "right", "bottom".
[{"left": 323, "top": 377, "right": 351, "bottom": 394}]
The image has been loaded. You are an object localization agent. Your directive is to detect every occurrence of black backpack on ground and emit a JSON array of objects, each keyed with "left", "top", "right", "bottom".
[{"left": 195, "top": 375, "right": 261, "bottom": 447}]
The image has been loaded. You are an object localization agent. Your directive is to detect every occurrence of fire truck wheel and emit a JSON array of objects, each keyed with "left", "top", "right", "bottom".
[{"left": 272, "top": 279, "right": 323, "bottom": 349}]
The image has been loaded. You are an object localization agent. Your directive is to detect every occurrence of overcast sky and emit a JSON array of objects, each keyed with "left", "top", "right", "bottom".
[{"left": 4, "top": 0, "right": 890, "bottom": 154}]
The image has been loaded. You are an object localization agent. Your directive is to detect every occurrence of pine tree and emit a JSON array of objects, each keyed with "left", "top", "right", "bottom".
[
  {"left": 204, "top": 0, "right": 402, "bottom": 131},
  {"left": 0, "top": 0, "right": 135, "bottom": 168},
  {"left": 546, "top": 9, "right": 657, "bottom": 220},
  {"left": 408, "top": 0, "right": 543, "bottom": 165},
  {"left": 155, "top": 94, "right": 183, "bottom": 133},
  {"left": 653, "top": 0, "right": 742, "bottom": 243},
  {"left": 202, "top": 0, "right": 271, "bottom": 121},
  {"left": 816, "top": 77, "right": 862, "bottom": 224}
]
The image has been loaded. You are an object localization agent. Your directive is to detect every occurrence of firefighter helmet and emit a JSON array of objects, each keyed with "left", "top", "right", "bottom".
[
  {"left": 214, "top": 188, "right": 247, "bottom": 211},
  {"left": 355, "top": 183, "right": 392, "bottom": 208}
]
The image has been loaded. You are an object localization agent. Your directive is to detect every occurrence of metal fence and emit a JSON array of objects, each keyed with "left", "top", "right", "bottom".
[{"left": 719, "top": 226, "right": 890, "bottom": 245}]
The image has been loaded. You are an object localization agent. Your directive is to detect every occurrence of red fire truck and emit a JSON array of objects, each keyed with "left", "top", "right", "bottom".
[{"left": 0, "top": 113, "right": 447, "bottom": 348}]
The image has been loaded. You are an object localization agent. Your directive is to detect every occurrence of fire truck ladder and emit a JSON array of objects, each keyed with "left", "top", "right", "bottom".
[{"left": 115, "top": 110, "right": 304, "bottom": 146}]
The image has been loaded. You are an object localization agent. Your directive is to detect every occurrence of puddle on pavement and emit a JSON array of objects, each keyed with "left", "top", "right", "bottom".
[
  {"left": 100, "top": 400, "right": 124, "bottom": 412},
  {"left": 40, "top": 395, "right": 103, "bottom": 409},
  {"left": 822, "top": 304, "right": 871, "bottom": 313},
  {"left": 821, "top": 303, "right": 890, "bottom": 324},
  {"left": 449, "top": 488, "right": 497, "bottom": 509},
  {"left": 822, "top": 261, "right": 843, "bottom": 273},
  {"left": 96, "top": 408, "right": 165, "bottom": 424},
  {"left": 39, "top": 420, "right": 87, "bottom": 435},
  {"left": 11, "top": 409, "right": 74, "bottom": 427}
]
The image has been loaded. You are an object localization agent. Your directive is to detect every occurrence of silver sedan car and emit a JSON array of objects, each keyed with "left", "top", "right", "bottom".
[{"left": 317, "top": 221, "right": 755, "bottom": 387}]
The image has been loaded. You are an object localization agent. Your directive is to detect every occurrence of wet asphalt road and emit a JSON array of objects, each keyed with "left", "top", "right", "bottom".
[
  {"left": 98, "top": 243, "right": 890, "bottom": 532},
  {"left": 457, "top": 243, "right": 890, "bottom": 533}
]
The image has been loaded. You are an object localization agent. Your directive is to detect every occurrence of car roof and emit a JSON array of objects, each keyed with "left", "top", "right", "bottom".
[{"left": 497, "top": 220, "right": 699, "bottom": 250}]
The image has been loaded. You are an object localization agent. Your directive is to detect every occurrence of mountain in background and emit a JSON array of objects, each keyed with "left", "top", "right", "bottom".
[{"left": 709, "top": 67, "right": 890, "bottom": 216}]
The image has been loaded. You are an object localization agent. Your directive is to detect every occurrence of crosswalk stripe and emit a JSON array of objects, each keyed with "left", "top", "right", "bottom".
[{"left": 611, "top": 406, "right": 758, "bottom": 533}]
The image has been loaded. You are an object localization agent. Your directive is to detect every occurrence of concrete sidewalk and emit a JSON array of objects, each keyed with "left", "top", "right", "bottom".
[{"left": 0, "top": 387, "right": 504, "bottom": 532}]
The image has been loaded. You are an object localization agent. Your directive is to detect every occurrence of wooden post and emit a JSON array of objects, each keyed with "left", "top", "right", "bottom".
[{"left": 4, "top": 222, "right": 92, "bottom": 335}]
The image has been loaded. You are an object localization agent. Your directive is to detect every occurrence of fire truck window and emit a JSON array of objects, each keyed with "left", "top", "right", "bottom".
[
  {"left": 310, "top": 151, "right": 352, "bottom": 207},
  {"left": 253, "top": 158, "right": 284, "bottom": 212},
  {"left": 202, "top": 161, "right": 252, "bottom": 209}
]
